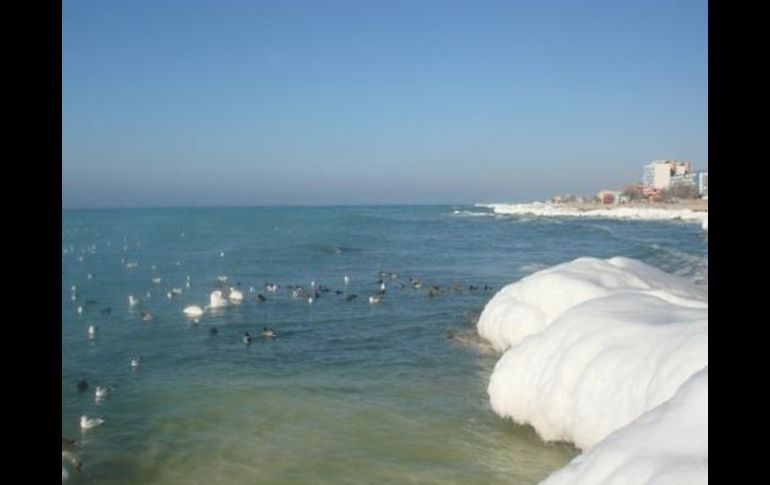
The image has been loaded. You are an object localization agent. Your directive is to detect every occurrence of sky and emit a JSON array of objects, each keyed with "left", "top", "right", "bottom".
[{"left": 62, "top": 0, "right": 708, "bottom": 208}]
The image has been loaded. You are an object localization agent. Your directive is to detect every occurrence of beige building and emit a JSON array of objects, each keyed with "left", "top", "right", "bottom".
[{"left": 643, "top": 160, "right": 693, "bottom": 189}]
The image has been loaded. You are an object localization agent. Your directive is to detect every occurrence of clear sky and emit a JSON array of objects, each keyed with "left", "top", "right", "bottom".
[{"left": 62, "top": 0, "right": 708, "bottom": 207}]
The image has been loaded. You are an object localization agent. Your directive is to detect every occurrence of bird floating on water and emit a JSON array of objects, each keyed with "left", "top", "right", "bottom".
[
  {"left": 80, "top": 415, "right": 104, "bottom": 430},
  {"left": 243, "top": 332, "right": 252, "bottom": 344},
  {"left": 183, "top": 305, "right": 204, "bottom": 318},
  {"left": 261, "top": 327, "right": 277, "bottom": 338},
  {"left": 229, "top": 287, "right": 244, "bottom": 303}
]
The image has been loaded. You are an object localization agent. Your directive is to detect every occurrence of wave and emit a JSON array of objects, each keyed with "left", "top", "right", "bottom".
[
  {"left": 476, "top": 257, "right": 707, "bottom": 483},
  {"left": 477, "top": 202, "right": 708, "bottom": 224}
]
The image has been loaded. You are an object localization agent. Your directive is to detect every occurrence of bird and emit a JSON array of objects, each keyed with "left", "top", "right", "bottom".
[
  {"left": 343, "top": 275, "right": 351, "bottom": 285},
  {"left": 261, "top": 327, "right": 277, "bottom": 338},
  {"left": 76, "top": 379, "right": 88, "bottom": 392},
  {"left": 140, "top": 310, "right": 153, "bottom": 322},
  {"left": 94, "top": 386, "right": 110, "bottom": 401},
  {"left": 208, "top": 290, "right": 228, "bottom": 309},
  {"left": 229, "top": 287, "right": 244, "bottom": 303},
  {"left": 183, "top": 305, "right": 204, "bottom": 318},
  {"left": 128, "top": 295, "right": 139, "bottom": 307},
  {"left": 151, "top": 277, "right": 162, "bottom": 284},
  {"left": 130, "top": 357, "right": 141, "bottom": 368},
  {"left": 87, "top": 325, "right": 96, "bottom": 338},
  {"left": 80, "top": 415, "right": 104, "bottom": 430},
  {"left": 369, "top": 296, "right": 380, "bottom": 304},
  {"left": 256, "top": 294, "right": 267, "bottom": 303},
  {"left": 243, "top": 332, "right": 252, "bottom": 344},
  {"left": 346, "top": 294, "right": 358, "bottom": 301}
]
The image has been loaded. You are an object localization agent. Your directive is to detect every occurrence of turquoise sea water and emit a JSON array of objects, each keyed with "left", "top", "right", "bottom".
[{"left": 62, "top": 206, "right": 708, "bottom": 484}]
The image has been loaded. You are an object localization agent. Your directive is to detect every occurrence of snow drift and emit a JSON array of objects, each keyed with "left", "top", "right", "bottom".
[
  {"left": 476, "top": 257, "right": 707, "bottom": 483},
  {"left": 479, "top": 202, "right": 707, "bottom": 224}
]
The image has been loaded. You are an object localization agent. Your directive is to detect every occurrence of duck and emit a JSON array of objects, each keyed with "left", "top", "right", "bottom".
[
  {"left": 261, "top": 327, "right": 277, "bottom": 338},
  {"left": 243, "top": 332, "right": 252, "bottom": 344},
  {"left": 368, "top": 296, "right": 380, "bottom": 304}
]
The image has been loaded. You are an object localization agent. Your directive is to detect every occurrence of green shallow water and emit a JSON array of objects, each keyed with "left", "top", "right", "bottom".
[{"left": 62, "top": 206, "right": 706, "bottom": 483}]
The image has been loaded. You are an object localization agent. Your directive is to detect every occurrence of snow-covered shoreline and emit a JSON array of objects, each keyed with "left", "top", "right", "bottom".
[
  {"left": 477, "top": 257, "right": 707, "bottom": 484},
  {"left": 478, "top": 202, "right": 708, "bottom": 224}
]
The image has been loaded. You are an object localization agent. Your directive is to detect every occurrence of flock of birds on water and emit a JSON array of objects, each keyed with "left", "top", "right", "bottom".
[{"left": 62, "top": 239, "right": 495, "bottom": 478}]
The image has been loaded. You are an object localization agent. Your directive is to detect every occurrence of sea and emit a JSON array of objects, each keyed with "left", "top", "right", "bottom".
[{"left": 61, "top": 205, "right": 708, "bottom": 484}]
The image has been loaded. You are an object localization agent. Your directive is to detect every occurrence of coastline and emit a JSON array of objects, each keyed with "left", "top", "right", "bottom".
[
  {"left": 477, "top": 199, "right": 708, "bottom": 223},
  {"left": 557, "top": 199, "right": 707, "bottom": 213}
]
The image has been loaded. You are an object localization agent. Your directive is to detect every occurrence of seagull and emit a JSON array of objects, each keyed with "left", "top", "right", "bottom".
[
  {"left": 94, "top": 386, "right": 110, "bottom": 401},
  {"left": 265, "top": 283, "right": 279, "bottom": 293},
  {"left": 80, "top": 415, "right": 104, "bottom": 430},
  {"left": 77, "top": 306, "right": 84, "bottom": 315},
  {"left": 130, "top": 357, "right": 141, "bottom": 368},
  {"left": 87, "top": 325, "right": 96, "bottom": 338},
  {"left": 261, "top": 327, "right": 277, "bottom": 339},
  {"left": 140, "top": 310, "right": 153, "bottom": 322},
  {"left": 128, "top": 295, "right": 139, "bottom": 307},
  {"left": 369, "top": 296, "right": 380, "bottom": 304},
  {"left": 344, "top": 275, "right": 351, "bottom": 285},
  {"left": 151, "top": 277, "right": 162, "bottom": 284}
]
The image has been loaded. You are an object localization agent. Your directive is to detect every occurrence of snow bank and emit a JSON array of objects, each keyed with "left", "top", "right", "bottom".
[
  {"left": 478, "top": 202, "right": 707, "bottom": 224},
  {"left": 540, "top": 368, "right": 708, "bottom": 485},
  {"left": 476, "top": 257, "right": 707, "bottom": 483},
  {"left": 477, "top": 257, "right": 707, "bottom": 353}
]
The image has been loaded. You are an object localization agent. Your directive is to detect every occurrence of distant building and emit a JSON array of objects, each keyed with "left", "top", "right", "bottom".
[
  {"left": 670, "top": 170, "right": 708, "bottom": 196},
  {"left": 643, "top": 160, "right": 693, "bottom": 190},
  {"left": 596, "top": 190, "right": 623, "bottom": 204}
]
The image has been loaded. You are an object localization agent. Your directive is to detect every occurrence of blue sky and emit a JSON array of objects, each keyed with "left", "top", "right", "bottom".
[{"left": 62, "top": 0, "right": 708, "bottom": 207}]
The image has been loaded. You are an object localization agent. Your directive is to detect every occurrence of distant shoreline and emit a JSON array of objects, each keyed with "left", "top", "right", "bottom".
[
  {"left": 477, "top": 200, "right": 708, "bottom": 223},
  {"left": 557, "top": 199, "right": 708, "bottom": 213}
]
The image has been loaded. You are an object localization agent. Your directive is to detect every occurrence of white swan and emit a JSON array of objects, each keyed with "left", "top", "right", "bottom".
[
  {"left": 80, "top": 415, "right": 104, "bottom": 430},
  {"left": 229, "top": 287, "right": 244, "bottom": 303},
  {"left": 183, "top": 305, "right": 204, "bottom": 318},
  {"left": 208, "top": 290, "right": 228, "bottom": 309}
]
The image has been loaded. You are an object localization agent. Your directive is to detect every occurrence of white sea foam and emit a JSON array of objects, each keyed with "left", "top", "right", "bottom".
[
  {"left": 478, "top": 202, "right": 708, "bottom": 224},
  {"left": 476, "top": 257, "right": 707, "bottom": 483},
  {"left": 540, "top": 368, "right": 708, "bottom": 485}
]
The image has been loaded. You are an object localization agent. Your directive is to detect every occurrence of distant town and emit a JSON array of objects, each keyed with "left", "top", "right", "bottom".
[{"left": 551, "top": 160, "right": 709, "bottom": 205}]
